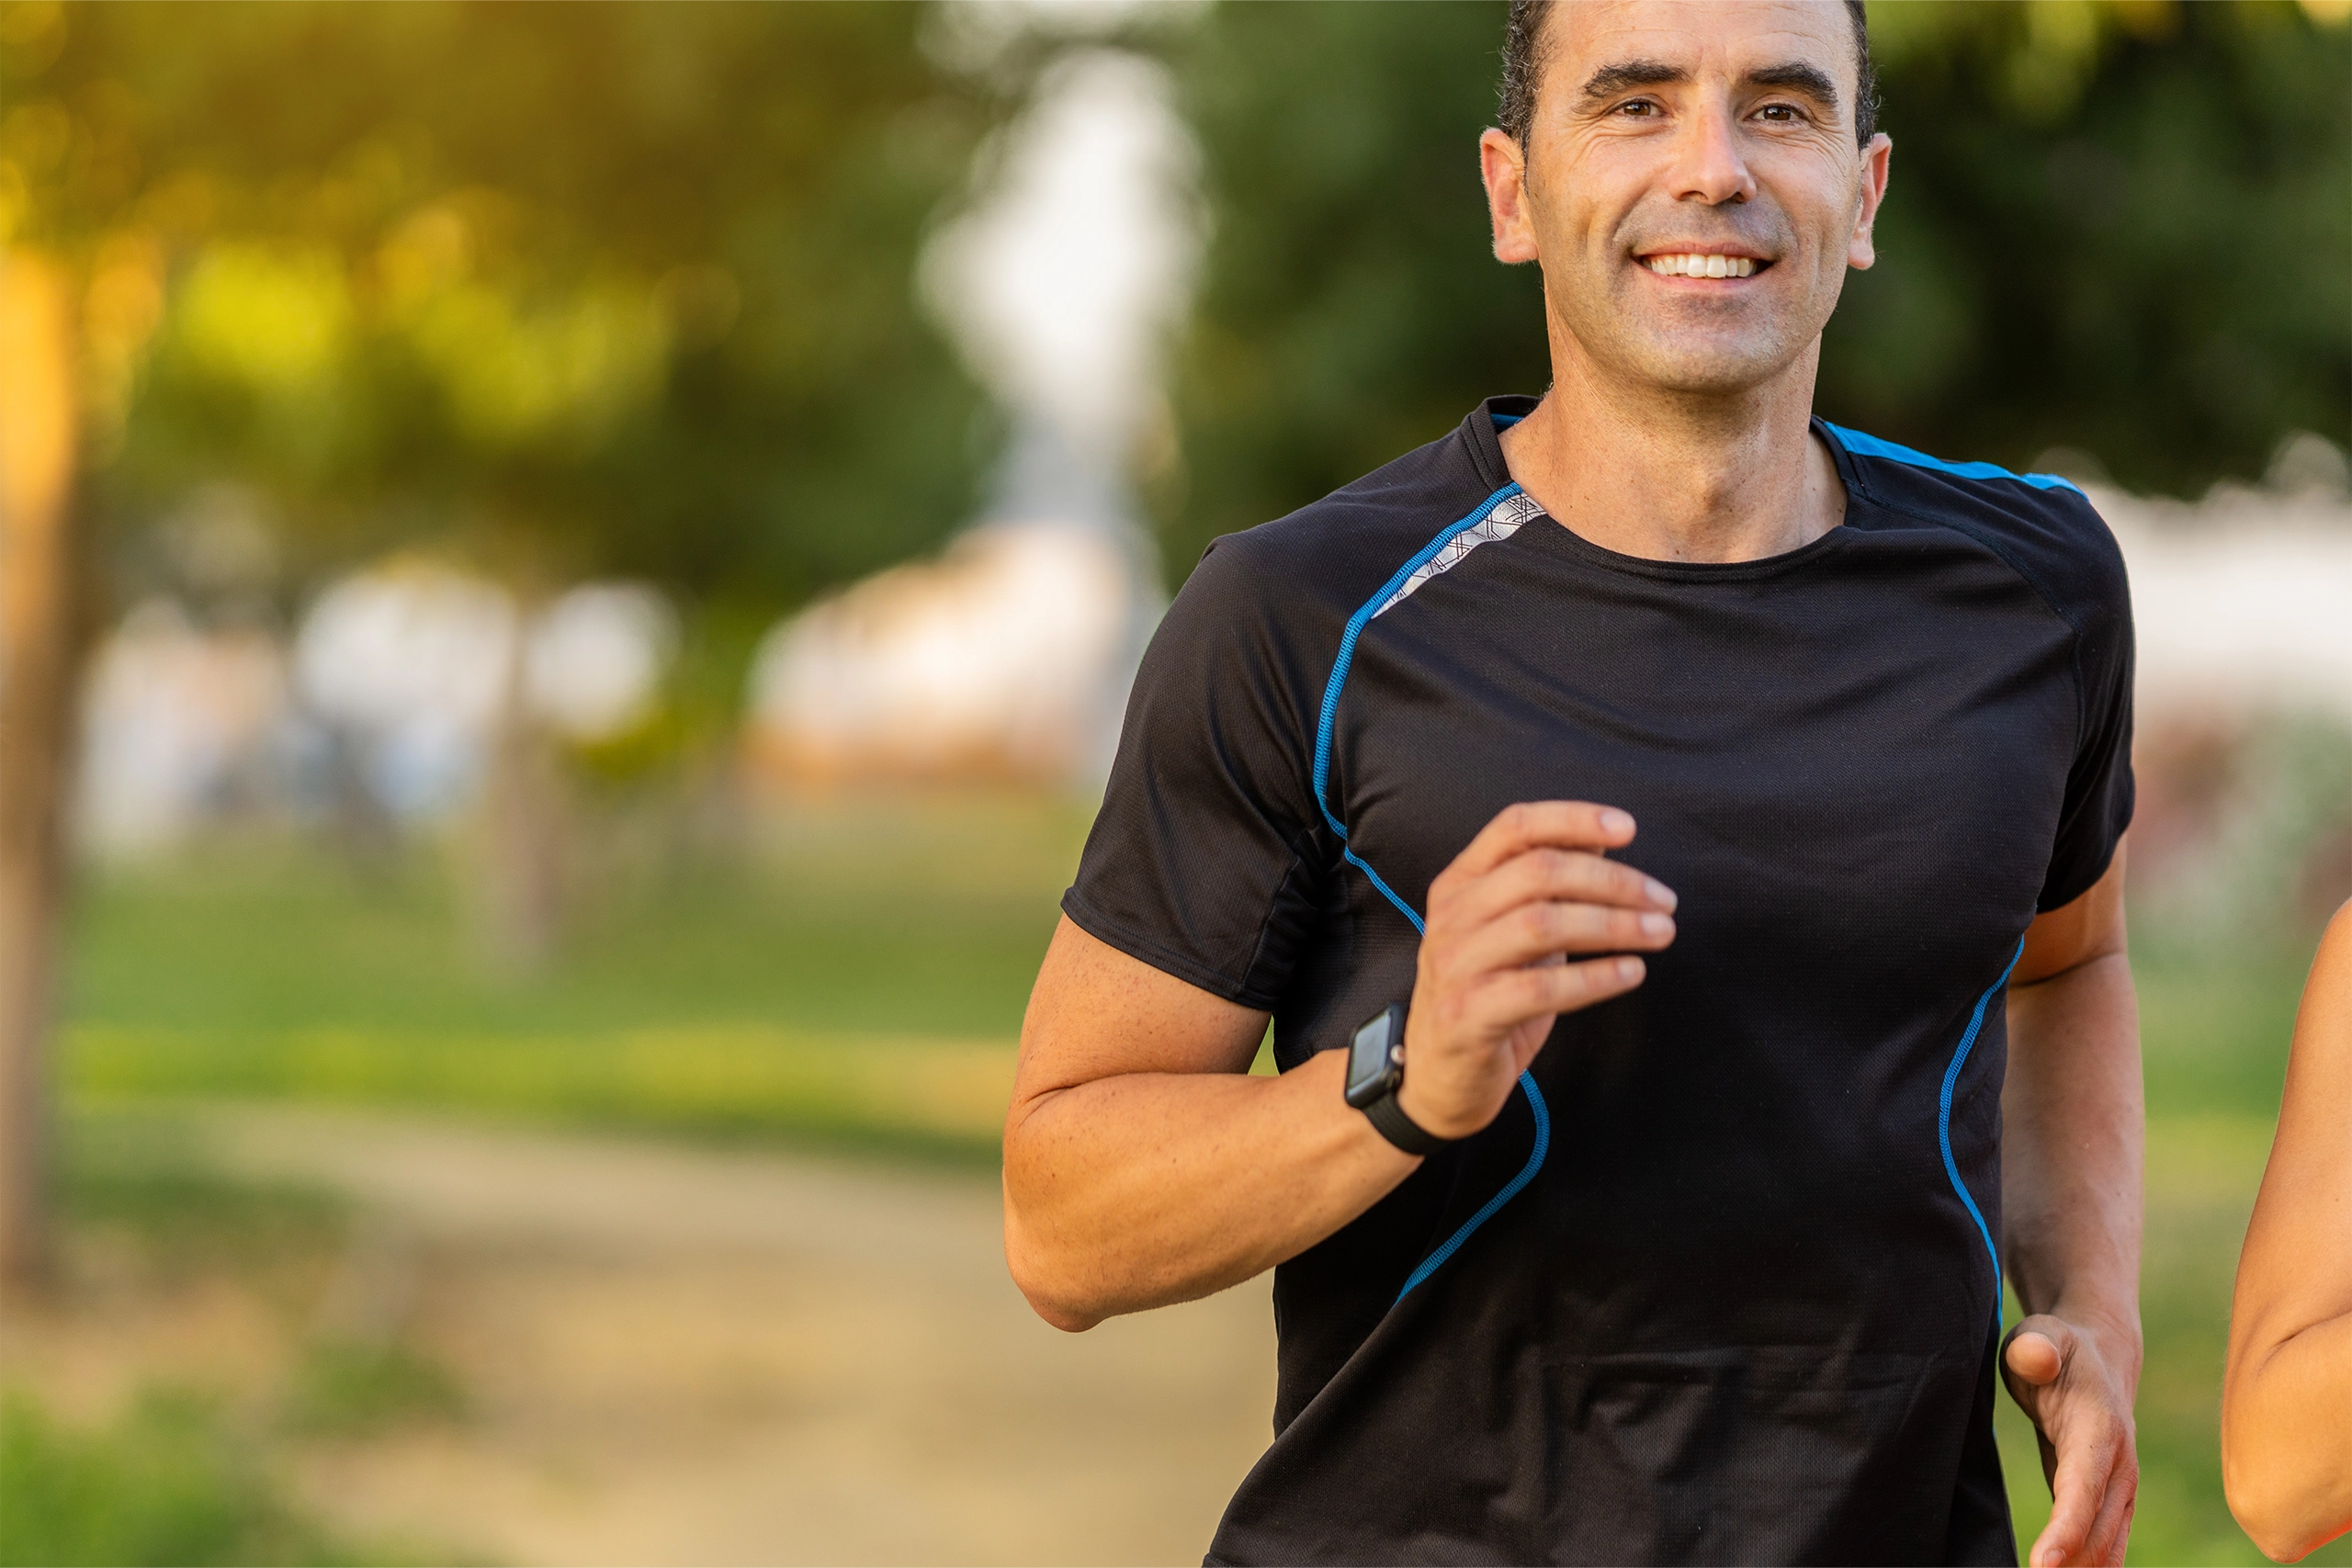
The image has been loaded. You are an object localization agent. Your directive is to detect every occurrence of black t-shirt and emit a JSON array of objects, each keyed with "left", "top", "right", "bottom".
[{"left": 1064, "top": 397, "right": 2133, "bottom": 1566}]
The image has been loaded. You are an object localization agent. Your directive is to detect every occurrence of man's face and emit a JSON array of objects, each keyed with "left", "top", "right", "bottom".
[{"left": 1482, "top": 0, "right": 1892, "bottom": 398}]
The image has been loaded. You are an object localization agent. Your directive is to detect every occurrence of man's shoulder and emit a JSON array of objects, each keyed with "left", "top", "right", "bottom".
[
  {"left": 1826, "top": 422, "right": 2128, "bottom": 631},
  {"left": 1191, "top": 413, "right": 1513, "bottom": 619}
]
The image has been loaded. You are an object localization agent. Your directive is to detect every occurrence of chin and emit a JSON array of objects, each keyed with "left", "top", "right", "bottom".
[
  {"left": 1625, "top": 344, "right": 1802, "bottom": 397},
  {"left": 1563, "top": 301, "right": 1814, "bottom": 398}
]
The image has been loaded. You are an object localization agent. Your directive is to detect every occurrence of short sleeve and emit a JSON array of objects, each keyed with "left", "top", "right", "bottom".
[
  {"left": 2036, "top": 515, "right": 2136, "bottom": 912},
  {"left": 1062, "top": 536, "right": 1332, "bottom": 1008}
]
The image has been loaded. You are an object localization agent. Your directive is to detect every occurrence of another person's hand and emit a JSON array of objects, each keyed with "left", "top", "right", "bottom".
[
  {"left": 1397, "top": 801, "right": 1676, "bottom": 1141},
  {"left": 2003, "top": 1314, "right": 2142, "bottom": 1566}
]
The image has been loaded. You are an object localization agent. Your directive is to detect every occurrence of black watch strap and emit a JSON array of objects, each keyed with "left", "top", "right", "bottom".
[{"left": 1363, "top": 1089, "right": 1453, "bottom": 1156}]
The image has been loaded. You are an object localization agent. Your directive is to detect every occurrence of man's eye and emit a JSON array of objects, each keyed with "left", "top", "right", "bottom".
[
  {"left": 1758, "top": 104, "right": 1801, "bottom": 122},
  {"left": 1616, "top": 100, "right": 1658, "bottom": 118}
]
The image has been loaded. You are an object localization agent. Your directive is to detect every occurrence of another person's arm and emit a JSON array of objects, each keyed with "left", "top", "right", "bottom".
[
  {"left": 2001, "top": 844, "right": 2144, "bottom": 1568},
  {"left": 2223, "top": 900, "right": 2352, "bottom": 1562},
  {"left": 1003, "top": 801, "right": 1676, "bottom": 1332}
]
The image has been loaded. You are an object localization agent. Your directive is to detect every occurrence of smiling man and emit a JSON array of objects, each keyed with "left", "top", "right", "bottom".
[{"left": 1003, "top": 2, "right": 2143, "bottom": 1562}]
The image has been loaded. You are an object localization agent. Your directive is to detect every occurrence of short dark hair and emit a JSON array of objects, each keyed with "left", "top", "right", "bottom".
[{"left": 1499, "top": 0, "right": 1878, "bottom": 151}]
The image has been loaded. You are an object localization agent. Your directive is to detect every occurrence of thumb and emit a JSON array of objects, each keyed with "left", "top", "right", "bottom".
[
  {"left": 2006, "top": 1329, "right": 2064, "bottom": 1387},
  {"left": 2002, "top": 1314, "right": 2082, "bottom": 1497},
  {"left": 2003, "top": 1314, "right": 2076, "bottom": 1391}
]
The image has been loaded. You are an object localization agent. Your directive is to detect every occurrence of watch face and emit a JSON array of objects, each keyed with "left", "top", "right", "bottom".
[{"left": 1345, "top": 1004, "right": 1404, "bottom": 1108}]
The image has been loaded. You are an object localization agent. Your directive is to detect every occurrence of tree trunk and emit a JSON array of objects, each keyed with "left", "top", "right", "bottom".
[
  {"left": 476, "top": 592, "right": 568, "bottom": 974},
  {"left": 0, "top": 251, "right": 81, "bottom": 1291}
]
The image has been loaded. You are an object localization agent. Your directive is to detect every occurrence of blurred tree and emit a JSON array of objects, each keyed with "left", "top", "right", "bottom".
[
  {"left": 1161, "top": 1, "right": 1541, "bottom": 576},
  {"left": 1159, "top": 0, "right": 2351, "bottom": 579},
  {"left": 0, "top": 252, "right": 80, "bottom": 1285},
  {"left": 9, "top": 2, "right": 992, "bottom": 598},
  {"left": 1824, "top": 1, "right": 2352, "bottom": 494},
  {"left": 0, "top": 0, "right": 994, "bottom": 1281}
]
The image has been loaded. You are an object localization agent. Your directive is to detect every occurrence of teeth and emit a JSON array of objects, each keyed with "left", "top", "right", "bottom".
[{"left": 1645, "top": 254, "right": 1758, "bottom": 278}]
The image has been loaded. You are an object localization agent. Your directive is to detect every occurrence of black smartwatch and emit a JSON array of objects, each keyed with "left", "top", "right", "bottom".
[{"left": 1342, "top": 1002, "right": 1453, "bottom": 1156}]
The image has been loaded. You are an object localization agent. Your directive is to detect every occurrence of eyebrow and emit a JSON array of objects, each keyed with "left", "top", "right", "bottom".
[
  {"left": 1578, "top": 58, "right": 1843, "bottom": 110},
  {"left": 1745, "top": 62, "right": 1841, "bottom": 107},
  {"left": 1580, "top": 60, "right": 1686, "bottom": 100}
]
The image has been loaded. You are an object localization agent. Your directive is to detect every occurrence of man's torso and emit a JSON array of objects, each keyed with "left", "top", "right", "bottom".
[{"left": 1065, "top": 396, "right": 2132, "bottom": 1565}]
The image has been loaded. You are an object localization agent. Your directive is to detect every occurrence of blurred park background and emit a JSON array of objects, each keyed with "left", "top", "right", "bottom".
[{"left": 0, "top": 1, "right": 2347, "bottom": 1562}]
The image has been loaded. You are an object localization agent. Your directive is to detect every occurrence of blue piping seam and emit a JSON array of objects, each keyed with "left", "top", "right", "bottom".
[
  {"left": 1351, "top": 836, "right": 1549, "bottom": 1306},
  {"left": 1311, "top": 482, "right": 1523, "bottom": 839},
  {"left": 1939, "top": 935, "right": 2026, "bottom": 1326},
  {"left": 1310, "top": 491, "right": 1548, "bottom": 1305},
  {"left": 1823, "top": 422, "right": 2084, "bottom": 495},
  {"left": 1397, "top": 1073, "right": 1549, "bottom": 1303},
  {"left": 1344, "top": 849, "right": 1425, "bottom": 935}
]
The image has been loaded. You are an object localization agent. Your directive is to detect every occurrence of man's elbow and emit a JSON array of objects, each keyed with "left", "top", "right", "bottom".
[
  {"left": 1012, "top": 1266, "right": 1105, "bottom": 1334},
  {"left": 1002, "top": 1198, "right": 1107, "bottom": 1334}
]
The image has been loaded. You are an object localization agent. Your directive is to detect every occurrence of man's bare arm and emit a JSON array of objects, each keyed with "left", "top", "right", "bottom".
[
  {"left": 1003, "top": 918, "right": 1406, "bottom": 1332},
  {"left": 2223, "top": 900, "right": 2352, "bottom": 1563},
  {"left": 2001, "top": 844, "right": 2143, "bottom": 1568},
  {"left": 1003, "top": 801, "right": 1677, "bottom": 1332}
]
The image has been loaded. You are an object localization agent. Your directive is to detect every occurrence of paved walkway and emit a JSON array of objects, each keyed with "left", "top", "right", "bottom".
[{"left": 85, "top": 1102, "right": 1278, "bottom": 1566}]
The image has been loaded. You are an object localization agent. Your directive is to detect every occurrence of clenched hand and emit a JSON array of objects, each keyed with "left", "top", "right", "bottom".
[{"left": 1397, "top": 801, "right": 1678, "bottom": 1141}]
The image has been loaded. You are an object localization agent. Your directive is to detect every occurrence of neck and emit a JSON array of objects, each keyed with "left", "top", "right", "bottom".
[{"left": 1498, "top": 337, "right": 1845, "bottom": 565}]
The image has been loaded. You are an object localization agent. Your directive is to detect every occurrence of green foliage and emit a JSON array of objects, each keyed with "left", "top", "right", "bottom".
[
  {"left": 62, "top": 1153, "right": 345, "bottom": 1277},
  {"left": 0, "top": 1390, "right": 349, "bottom": 1568},
  {"left": 1162, "top": 1, "right": 1541, "bottom": 574},
  {"left": 1160, "top": 0, "right": 2350, "bottom": 581},
  {"left": 1, "top": 0, "right": 997, "bottom": 611},
  {"left": 1823, "top": 1, "right": 2352, "bottom": 497},
  {"left": 286, "top": 1342, "right": 465, "bottom": 1438}
]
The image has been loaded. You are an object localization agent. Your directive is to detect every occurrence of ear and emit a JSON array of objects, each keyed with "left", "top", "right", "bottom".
[
  {"left": 1480, "top": 128, "right": 1541, "bottom": 265},
  {"left": 1847, "top": 132, "right": 1894, "bottom": 271}
]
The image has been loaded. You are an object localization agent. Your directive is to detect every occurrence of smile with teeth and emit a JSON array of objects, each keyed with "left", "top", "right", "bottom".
[{"left": 1645, "top": 254, "right": 1763, "bottom": 278}]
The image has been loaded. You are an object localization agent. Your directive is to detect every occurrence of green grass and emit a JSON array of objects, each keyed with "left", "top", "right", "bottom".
[
  {"left": 66, "top": 1023, "right": 1017, "bottom": 1162},
  {"left": 285, "top": 1341, "right": 466, "bottom": 1438},
  {"left": 62, "top": 1118, "right": 348, "bottom": 1276},
  {"left": 61, "top": 795, "right": 1083, "bottom": 1157},
  {"left": 6, "top": 1130, "right": 477, "bottom": 1566},
  {"left": 0, "top": 1391, "right": 368, "bottom": 1568},
  {"left": 49, "top": 795, "right": 2351, "bottom": 1564},
  {"left": 66, "top": 795, "right": 1084, "bottom": 1041}
]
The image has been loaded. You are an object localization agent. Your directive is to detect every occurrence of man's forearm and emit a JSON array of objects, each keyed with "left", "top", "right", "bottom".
[
  {"left": 2002, "top": 950, "right": 2144, "bottom": 1368},
  {"left": 1004, "top": 1049, "right": 1418, "bottom": 1331}
]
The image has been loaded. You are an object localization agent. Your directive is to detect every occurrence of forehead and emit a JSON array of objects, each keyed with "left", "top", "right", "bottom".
[{"left": 1544, "top": 0, "right": 1856, "bottom": 87}]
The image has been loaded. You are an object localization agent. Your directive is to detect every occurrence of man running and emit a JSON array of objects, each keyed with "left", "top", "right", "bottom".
[{"left": 1004, "top": 2, "right": 2143, "bottom": 1562}]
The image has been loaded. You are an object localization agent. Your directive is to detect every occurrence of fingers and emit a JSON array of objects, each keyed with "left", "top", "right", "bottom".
[
  {"left": 1400, "top": 803, "right": 1667, "bottom": 1136},
  {"left": 2081, "top": 1467, "right": 2136, "bottom": 1567},
  {"left": 1467, "top": 954, "right": 1648, "bottom": 1027},
  {"left": 1428, "top": 807, "right": 1679, "bottom": 980},
  {"left": 1438, "top": 843, "right": 1677, "bottom": 931},
  {"left": 1445, "top": 801, "right": 1641, "bottom": 882},
  {"left": 2027, "top": 1419, "right": 2132, "bottom": 1568},
  {"left": 2030, "top": 1435, "right": 2110, "bottom": 1568},
  {"left": 1445, "top": 897, "right": 1677, "bottom": 976}
]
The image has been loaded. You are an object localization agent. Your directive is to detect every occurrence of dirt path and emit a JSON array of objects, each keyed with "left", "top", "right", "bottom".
[{"left": 45, "top": 1102, "right": 1279, "bottom": 1566}]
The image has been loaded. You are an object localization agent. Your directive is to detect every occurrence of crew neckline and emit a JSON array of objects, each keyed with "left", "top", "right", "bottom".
[{"left": 1463, "top": 395, "right": 1866, "bottom": 583}]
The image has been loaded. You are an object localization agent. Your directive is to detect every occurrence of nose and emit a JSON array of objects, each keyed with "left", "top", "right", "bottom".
[{"left": 1668, "top": 99, "right": 1756, "bottom": 207}]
